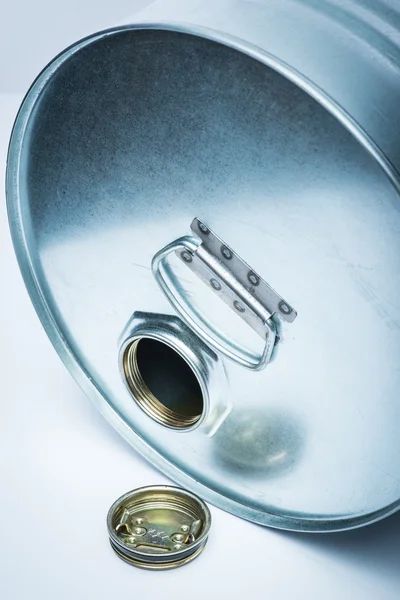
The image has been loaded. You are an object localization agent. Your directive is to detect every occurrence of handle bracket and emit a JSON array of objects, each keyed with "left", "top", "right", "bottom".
[{"left": 152, "top": 218, "right": 297, "bottom": 371}]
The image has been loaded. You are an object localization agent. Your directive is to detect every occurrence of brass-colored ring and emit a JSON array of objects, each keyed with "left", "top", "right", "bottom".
[{"left": 109, "top": 540, "right": 207, "bottom": 570}]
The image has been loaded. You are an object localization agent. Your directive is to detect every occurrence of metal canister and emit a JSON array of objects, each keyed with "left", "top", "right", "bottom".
[{"left": 7, "top": 0, "right": 400, "bottom": 532}]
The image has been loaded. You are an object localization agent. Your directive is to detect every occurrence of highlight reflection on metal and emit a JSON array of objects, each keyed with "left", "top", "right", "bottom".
[
  {"left": 107, "top": 486, "right": 211, "bottom": 570},
  {"left": 6, "top": 2, "right": 400, "bottom": 532},
  {"left": 152, "top": 217, "right": 296, "bottom": 370}
]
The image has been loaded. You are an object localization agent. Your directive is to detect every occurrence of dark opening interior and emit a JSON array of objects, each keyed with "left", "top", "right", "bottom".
[{"left": 123, "top": 337, "right": 204, "bottom": 428}]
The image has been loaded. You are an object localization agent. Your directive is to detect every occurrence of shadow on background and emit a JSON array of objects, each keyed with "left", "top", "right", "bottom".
[{"left": 279, "top": 509, "right": 400, "bottom": 582}]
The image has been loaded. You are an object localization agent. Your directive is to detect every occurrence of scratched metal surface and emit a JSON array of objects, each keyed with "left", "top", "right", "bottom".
[{"left": 6, "top": 9, "right": 400, "bottom": 531}]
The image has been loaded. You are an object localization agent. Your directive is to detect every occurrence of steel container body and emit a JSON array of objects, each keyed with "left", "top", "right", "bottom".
[{"left": 6, "top": 0, "right": 400, "bottom": 531}]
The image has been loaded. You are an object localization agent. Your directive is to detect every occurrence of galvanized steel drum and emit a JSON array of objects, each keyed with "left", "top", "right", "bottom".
[{"left": 7, "top": 0, "right": 400, "bottom": 531}]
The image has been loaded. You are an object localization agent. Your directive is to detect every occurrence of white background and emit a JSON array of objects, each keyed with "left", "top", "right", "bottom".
[{"left": 1, "top": 2, "right": 400, "bottom": 599}]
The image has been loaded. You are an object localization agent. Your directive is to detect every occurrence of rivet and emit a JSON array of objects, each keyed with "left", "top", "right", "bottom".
[
  {"left": 198, "top": 222, "right": 210, "bottom": 235},
  {"left": 181, "top": 250, "right": 193, "bottom": 263},
  {"left": 221, "top": 245, "right": 233, "bottom": 260},
  {"left": 126, "top": 537, "right": 136, "bottom": 545},
  {"left": 233, "top": 300, "right": 245, "bottom": 313},
  {"left": 278, "top": 300, "right": 292, "bottom": 315},
  {"left": 210, "top": 278, "right": 222, "bottom": 291},
  {"left": 248, "top": 271, "right": 260, "bottom": 286}
]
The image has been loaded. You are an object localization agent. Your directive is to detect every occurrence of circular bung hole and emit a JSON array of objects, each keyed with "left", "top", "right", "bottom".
[{"left": 123, "top": 337, "right": 204, "bottom": 429}]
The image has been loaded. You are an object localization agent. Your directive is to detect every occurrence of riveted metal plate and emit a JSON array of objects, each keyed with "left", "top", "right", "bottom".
[{"left": 184, "top": 217, "right": 297, "bottom": 327}]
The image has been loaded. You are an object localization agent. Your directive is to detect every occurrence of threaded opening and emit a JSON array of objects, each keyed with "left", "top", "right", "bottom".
[{"left": 123, "top": 337, "right": 204, "bottom": 429}]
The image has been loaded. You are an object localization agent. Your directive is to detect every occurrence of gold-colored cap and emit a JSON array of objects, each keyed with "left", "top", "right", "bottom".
[{"left": 107, "top": 486, "right": 211, "bottom": 570}]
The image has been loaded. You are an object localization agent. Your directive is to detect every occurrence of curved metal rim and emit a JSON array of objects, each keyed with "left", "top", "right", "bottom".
[
  {"left": 109, "top": 539, "right": 207, "bottom": 570},
  {"left": 107, "top": 485, "right": 212, "bottom": 559},
  {"left": 6, "top": 21, "right": 400, "bottom": 532}
]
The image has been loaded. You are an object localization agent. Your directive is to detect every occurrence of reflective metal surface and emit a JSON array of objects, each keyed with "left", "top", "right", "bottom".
[
  {"left": 6, "top": 8, "right": 400, "bottom": 531},
  {"left": 107, "top": 486, "right": 211, "bottom": 569}
]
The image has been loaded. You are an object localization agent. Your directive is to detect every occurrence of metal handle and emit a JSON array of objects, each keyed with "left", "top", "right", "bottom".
[
  {"left": 152, "top": 236, "right": 276, "bottom": 370},
  {"left": 152, "top": 219, "right": 297, "bottom": 371}
]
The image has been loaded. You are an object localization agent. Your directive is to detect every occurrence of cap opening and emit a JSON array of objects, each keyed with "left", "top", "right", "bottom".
[
  {"left": 123, "top": 337, "right": 204, "bottom": 429},
  {"left": 107, "top": 486, "right": 211, "bottom": 569}
]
